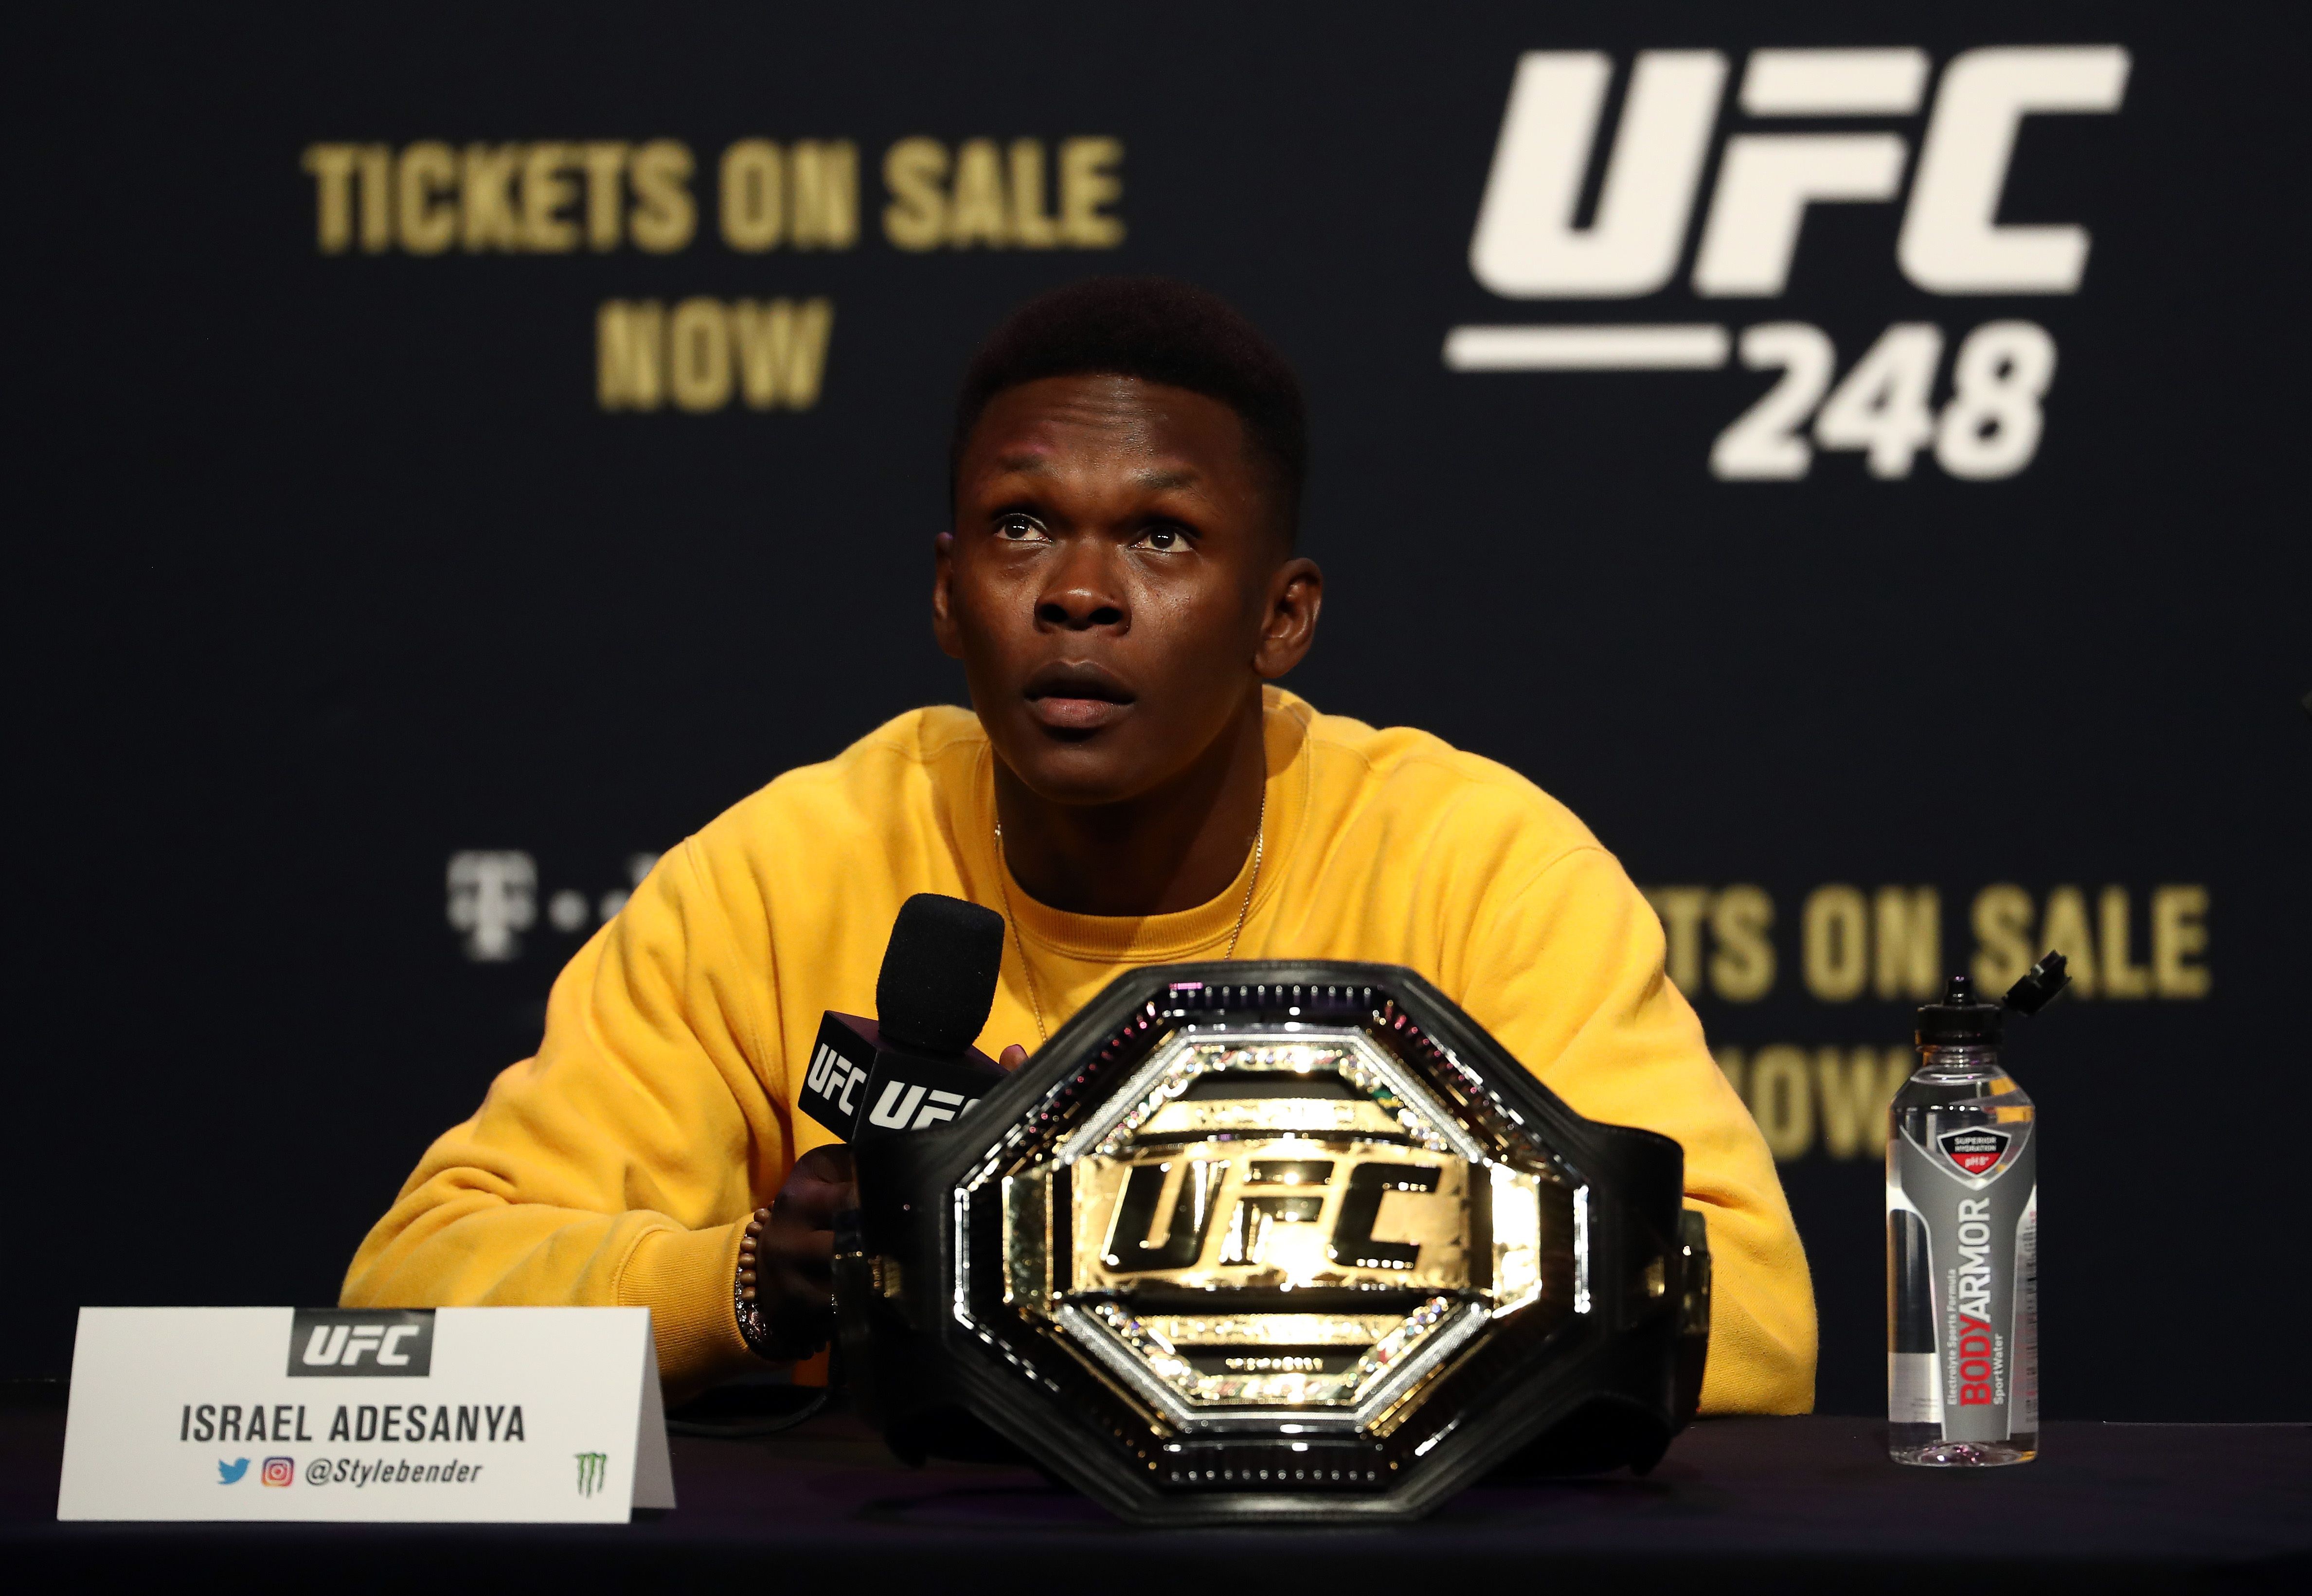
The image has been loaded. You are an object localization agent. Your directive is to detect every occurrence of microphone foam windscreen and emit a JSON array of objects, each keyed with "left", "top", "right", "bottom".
[{"left": 876, "top": 893, "right": 1007, "bottom": 1055}]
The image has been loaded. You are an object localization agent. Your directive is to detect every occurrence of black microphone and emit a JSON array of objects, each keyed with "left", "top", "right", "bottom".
[{"left": 799, "top": 894, "right": 1008, "bottom": 1141}]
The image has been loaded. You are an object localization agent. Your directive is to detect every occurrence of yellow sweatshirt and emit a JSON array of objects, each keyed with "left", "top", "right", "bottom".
[{"left": 345, "top": 689, "right": 1816, "bottom": 1413}]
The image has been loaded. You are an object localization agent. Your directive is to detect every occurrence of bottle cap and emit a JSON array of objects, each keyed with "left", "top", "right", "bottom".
[
  {"left": 2002, "top": 950, "right": 2072, "bottom": 1016},
  {"left": 1916, "top": 974, "right": 2005, "bottom": 1046}
]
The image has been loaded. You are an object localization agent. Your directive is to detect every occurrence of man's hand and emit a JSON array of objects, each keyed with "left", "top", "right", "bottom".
[
  {"left": 752, "top": 1144, "right": 854, "bottom": 1359},
  {"left": 748, "top": 1049, "right": 1022, "bottom": 1358}
]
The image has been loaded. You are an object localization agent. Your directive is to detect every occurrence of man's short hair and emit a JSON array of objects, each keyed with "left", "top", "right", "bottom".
[{"left": 951, "top": 277, "right": 1308, "bottom": 543}]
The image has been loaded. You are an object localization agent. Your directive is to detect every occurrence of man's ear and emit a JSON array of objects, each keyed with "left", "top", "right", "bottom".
[
  {"left": 932, "top": 530, "right": 965, "bottom": 660},
  {"left": 1252, "top": 556, "right": 1323, "bottom": 680}
]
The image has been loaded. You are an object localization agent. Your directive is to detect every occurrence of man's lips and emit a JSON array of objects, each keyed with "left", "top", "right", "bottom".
[{"left": 1023, "top": 662, "right": 1134, "bottom": 732}]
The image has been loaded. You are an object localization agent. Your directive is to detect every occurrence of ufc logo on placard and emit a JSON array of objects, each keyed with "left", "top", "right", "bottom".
[{"left": 286, "top": 1309, "right": 434, "bottom": 1377}]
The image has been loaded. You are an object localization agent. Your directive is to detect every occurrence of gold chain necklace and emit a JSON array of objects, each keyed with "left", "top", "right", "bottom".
[{"left": 993, "top": 790, "right": 1264, "bottom": 1044}]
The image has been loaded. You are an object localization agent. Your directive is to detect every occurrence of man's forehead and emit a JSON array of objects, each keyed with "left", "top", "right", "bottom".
[
  {"left": 989, "top": 449, "right": 1202, "bottom": 494},
  {"left": 967, "top": 375, "right": 1248, "bottom": 478}
]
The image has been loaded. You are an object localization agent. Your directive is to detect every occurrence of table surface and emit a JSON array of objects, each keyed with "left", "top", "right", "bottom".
[{"left": 4, "top": 1396, "right": 2305, "bottom": 1593}]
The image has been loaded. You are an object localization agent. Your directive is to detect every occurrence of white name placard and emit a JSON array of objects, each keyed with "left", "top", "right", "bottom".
[{"left": 57, "top": 1307, "right": 674, "bottom": 1522}]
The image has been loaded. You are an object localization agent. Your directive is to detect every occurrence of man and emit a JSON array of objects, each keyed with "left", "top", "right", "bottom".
[{"left": 345, "top": 278, "right": 1816, "bottom": 1413}]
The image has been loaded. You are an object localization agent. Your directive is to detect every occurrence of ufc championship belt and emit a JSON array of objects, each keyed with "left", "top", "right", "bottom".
[{"left": 832, "top": 960, "right": 1710, "bottom": 1525}]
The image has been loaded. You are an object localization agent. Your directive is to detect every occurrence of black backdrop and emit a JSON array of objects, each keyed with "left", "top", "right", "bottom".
[{"left": 15, "top": 1, "right": 2308, "bottom": 1422}]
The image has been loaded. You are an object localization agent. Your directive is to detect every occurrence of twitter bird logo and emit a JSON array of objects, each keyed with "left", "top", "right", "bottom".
[{"left": 217, "top": 1458, "right": 249, "bottom": 1484}]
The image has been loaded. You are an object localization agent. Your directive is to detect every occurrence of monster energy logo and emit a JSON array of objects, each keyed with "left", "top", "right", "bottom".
[{"left": 574, "top": 1452, "right": 608, "bottom": 1497}]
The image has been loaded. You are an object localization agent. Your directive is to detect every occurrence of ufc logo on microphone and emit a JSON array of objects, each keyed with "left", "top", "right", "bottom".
[
  {"left": 286, "top": 1309, "right": 434, "bottom": 1377},
  {"left": 865, "top": 1082, "right": 974, "bottom": 1131},
  {"left": 805, "top": 1042, "right": 867, "bottom": 1117}
]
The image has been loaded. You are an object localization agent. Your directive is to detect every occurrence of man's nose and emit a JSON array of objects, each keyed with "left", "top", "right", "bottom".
[{"left": 1035, "top": 540, "right": 1127, "bottom": 632}]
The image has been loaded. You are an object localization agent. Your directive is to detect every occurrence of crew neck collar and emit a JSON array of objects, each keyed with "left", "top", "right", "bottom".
[{"left": 973, "top": 687, "right": 1313, "bottom": 963}]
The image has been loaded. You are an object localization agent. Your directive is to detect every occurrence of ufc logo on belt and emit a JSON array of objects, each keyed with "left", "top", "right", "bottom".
[{"left": 1078, "top": 1142, "right": 1474, "bottom": 1293}]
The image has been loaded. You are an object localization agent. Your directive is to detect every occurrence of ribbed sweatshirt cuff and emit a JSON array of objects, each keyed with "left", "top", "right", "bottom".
[{"left": 617, "top": 1221, "right": 752, "bottom": 1397}]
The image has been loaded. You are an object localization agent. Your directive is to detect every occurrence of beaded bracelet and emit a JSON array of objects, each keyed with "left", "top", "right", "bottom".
[{"left": 732, "top": 1207, "right": 784, "bottom": 1360}]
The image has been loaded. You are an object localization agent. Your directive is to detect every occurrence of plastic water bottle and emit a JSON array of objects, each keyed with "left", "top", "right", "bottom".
[{"left": 1886, "top": 956, "right": 2067, "bottom": 1467}]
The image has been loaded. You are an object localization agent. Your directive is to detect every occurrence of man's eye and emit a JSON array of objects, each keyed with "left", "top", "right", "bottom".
[
  {"left": 1134, "top": 526, "right": 1187, "bottom": 551},
  {"left": 995, "top": 514, "right": 1050, "bottom": 542}
]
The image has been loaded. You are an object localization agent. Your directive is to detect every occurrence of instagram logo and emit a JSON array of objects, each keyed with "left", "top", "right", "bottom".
[{"left": 260, "top": 1457, "right": 294, "bottom": 1488}]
